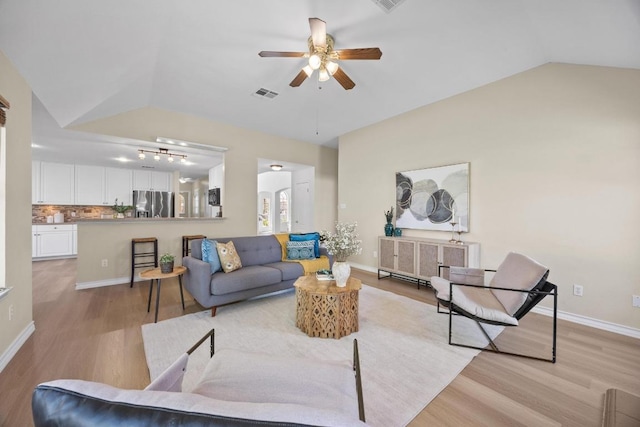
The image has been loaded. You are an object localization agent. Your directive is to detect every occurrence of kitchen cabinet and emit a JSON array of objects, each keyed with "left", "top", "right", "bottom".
[
  {"left": 33, "top": 161, "right": 75, "bottom": 205},
  {"left": 75, "top": 165, "right": 106, "bottom": 205},
  {"left": 378, "top": 236, "right": 479, "bottom": 287},
  {"left": 75, "top": 165, "right": 132, "bottom": 206},
  {"left": 32, "top": 224, "right": 77, "bottom": 259},
  {"left": 105, "top": 167, "right": 133, "bottom": 205},
  {"left": 133, "top": 170, "right": 172, "bottom": 192}
]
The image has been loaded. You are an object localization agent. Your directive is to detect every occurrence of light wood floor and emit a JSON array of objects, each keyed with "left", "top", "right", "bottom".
[{"left": 1, "top": 259, "right": 638, "bottom": 426}]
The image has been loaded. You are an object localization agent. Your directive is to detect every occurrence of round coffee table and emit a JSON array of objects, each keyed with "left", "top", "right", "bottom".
[
  {"left": 294, "top": 274, "right": 362, "bottom": 339},
  {"left": 140, "top": 265, "right": 186, "bottom": 323}
]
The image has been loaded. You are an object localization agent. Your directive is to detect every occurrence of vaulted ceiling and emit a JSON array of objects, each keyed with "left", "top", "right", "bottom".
[{"left": 1, "top": 0, "right": 638, "bottom": 165}]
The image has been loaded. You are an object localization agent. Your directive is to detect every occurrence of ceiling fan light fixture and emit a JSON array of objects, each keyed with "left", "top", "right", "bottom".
[
  {"left": 270, "top": 164, "right": 283, "bottom": 171},
  {"left": 308, "top": 54, "right": 321, "bottom": 70},
  {"left": 326, "top": 61, "right": 339, "bottom": 75},
  {"left": 302, "top": 65, "right": 314, "bottom": 77},
  {"left": 318, "top": 67, "right": 330, "bottom": 82}
]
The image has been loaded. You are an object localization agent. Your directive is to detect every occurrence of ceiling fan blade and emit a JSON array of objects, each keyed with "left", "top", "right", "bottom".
[
  {"left": 289, "top": 70, "right": 309, "bottom": 87},
  {"left": 332, "top": 67, "right": 355, "bottom": 90},
  {"left": 309, "top": 17, "right": 327, "bottom": 48},
  {"left": 259, "top": 51, "right": 306, "bottom": 58},
  {"left": 335, "top": 48, "right": 383, "bottom": 60}
]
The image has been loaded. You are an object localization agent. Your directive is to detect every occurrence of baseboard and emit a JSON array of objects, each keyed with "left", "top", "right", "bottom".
[
  {"left": 75, "top": 276, "right": 144, "bottom": 290},
  {"left": 352, "top": 263, "right": 640, "bottom": 339},
  {"left": 0, "top": 321, "right": 35, "bottom": 374},
  {"left": 531, "top": 306, "right": 640, "bottom": 339}
]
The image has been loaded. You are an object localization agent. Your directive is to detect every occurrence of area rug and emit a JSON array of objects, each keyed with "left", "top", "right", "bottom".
[{"left": 142, "top": 285, "right": 502, "bottom": 427}]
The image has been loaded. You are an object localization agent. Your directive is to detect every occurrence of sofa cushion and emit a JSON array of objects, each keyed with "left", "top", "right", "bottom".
[
  {"left": 210, "top": 266, "right": 282, "bottom": 295},
  {"left": 216, "top": 241, "right": 243, "bottom": 273},
  {"left": 192, "top": 349, "right": 360, "bottom": 421},
  {"left": 201, "top": 239, "right": 221, "bottom": 274},
  {"left": 489, "top": 252, "right": 549, "bottom": 316},
  {"left": 290, "top": 232, "right": 320, "bottom": 258},
  {"left": 263, "top": 261, "right": 304, "bottom": 281},
  {"left": 217, "top": 235, "right": 283, "bottom": 267},
  {"left": 286, "top": 240, "right": 315, "bottom": 260}
]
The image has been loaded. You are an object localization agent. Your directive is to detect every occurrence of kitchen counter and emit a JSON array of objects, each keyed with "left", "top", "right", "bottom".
[{"left": 75, "top": 217, "right": 226, "bottom": 224}]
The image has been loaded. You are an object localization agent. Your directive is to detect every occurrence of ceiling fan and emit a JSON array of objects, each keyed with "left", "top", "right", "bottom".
[{"left": 259, "top": 18, "right": 382, "bottom": 90}]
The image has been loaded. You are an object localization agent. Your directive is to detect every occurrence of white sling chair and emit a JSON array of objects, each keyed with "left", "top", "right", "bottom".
[{"left": 430, "top": 252, "right": 558, "bottom": 363}]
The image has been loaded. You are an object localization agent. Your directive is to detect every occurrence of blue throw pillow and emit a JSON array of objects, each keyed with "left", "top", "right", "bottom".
[
  {"left": 201, "top": 239, "right": 221, "bottom": 274},
  {"left": 286, "top": 240, "right": 315, "bottom": 260},
  {"left": 290, "top": 232, "right": 320, "bottom": 258}
]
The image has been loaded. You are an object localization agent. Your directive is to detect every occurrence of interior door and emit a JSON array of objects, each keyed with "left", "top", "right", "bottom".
[{"left": 292, "top": 181, "right": 310, "bottom": 233}]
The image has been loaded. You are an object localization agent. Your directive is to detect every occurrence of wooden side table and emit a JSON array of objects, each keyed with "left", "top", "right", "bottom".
[
  {"left": 294, "top": 275, "right": 362, "bottom": 339},
  {"left": 140, "top": 266, "right": 186, "bottom": 323}
]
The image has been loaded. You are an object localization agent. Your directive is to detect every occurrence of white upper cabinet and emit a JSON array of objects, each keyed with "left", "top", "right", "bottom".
[
  {"left": 32, "top": 161, "right": 41, "bottom": 204},
  {"left": 75, "top": 165, "right": 133, "bottom": 206},
  {"left": 133, "top": 170, "right": 171, "bottom": 192},
  {"left": 75, "top": 165, "right": 107, "bottom": 205},
  {"left": 34, "top": 161, "right": 75, "bottom": 205},
  {"left": 105, "top": 167, "right": 133, "bottom": 205}
]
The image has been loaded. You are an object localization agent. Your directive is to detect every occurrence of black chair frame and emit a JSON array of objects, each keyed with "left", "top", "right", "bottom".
[{"left": 437, "top": 265, "right": 558, "bottom": 363}]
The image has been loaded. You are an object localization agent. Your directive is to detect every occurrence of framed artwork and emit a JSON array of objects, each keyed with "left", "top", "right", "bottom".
[{"left": 395, "top": 162, "right": 469, "bottom": 232}]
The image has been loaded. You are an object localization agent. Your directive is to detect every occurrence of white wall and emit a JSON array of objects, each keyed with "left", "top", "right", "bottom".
[{"left": 339, "top": 63, "right": 640, "bottom": 329}]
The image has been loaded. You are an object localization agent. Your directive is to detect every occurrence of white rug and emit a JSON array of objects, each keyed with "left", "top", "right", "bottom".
[{"left": 142, "top": 285, "right": 502, "bottom": 427}]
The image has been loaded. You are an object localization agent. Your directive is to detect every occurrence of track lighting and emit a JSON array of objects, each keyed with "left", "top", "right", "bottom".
[{"left": 138, "top": 148, "right": 187, "bottom": 163}]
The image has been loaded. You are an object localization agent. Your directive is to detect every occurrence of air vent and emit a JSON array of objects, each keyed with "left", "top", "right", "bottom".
[
  {"left": 371, "top": 0, "right": 406, "bottom": 13},
  {"left": 141, "top": 165, "right": 155, "bottom": 169},
  {"left": 252, "top": 88, "right": 279, "bottom": 100}
]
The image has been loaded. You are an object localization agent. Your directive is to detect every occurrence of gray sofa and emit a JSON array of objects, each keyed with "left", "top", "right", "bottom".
[{"left": 183, "top": 235, "right": 329, "bottom": 316}]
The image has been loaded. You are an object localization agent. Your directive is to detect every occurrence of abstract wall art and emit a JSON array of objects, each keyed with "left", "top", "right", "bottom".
[{"left": 395, "top": 163, "right": 469, "bottom": 232}]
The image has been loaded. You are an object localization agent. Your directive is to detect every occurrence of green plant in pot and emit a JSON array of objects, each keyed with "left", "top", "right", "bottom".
[
  {"left": 159, "top": 253, "right": 175, "bottom": 274},
  {"left": 112, "top": 198, "right": 133, "bottom": 218}
]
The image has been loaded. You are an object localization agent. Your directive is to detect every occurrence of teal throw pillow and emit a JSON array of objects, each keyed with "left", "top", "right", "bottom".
[
  {"left": 201, "top": 239, "right": 221, "bottom": 274},
  {"left": 286, "top": 240, "right": 315, "bottom": 260},
  {"left": 290, "top": 232, "right": 320, "bottom": 258}
]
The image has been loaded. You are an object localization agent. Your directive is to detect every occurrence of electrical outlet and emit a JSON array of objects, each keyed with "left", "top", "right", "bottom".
[
  {"left": 573, "top": 284, "right": 584, "bottom": 297},
  {"left": 633, "top": 295, "right": 640, "bottom": 308},
  {"left": 9, "top": 304, "right": 14, "bottom": 320},
  {"left": 373, "top": 250, "right": 378, "bottom": 258},
  {"left": 101, "top": 259, "right": 108, "bottom": 267}
]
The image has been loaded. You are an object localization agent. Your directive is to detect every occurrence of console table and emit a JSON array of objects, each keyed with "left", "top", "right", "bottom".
[{"left": 378, "top": 236, "right": 479, "bottom": 288}]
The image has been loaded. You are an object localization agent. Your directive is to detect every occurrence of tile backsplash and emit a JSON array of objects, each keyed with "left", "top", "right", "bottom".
[{"left": 32, "top": 205, "right": 133, "bottom": 223}]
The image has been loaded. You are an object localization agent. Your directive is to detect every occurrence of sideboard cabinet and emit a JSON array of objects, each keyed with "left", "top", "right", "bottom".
[{"left": 378, "top": 236, "right": 479, "bottom": 288}]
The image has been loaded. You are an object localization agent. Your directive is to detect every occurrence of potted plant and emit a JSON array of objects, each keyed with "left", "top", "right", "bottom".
[
  {"left": 159, "top": 253, "right": 175, "bottom": 274},
  {"left": 112, "top": 198, "right": 133, "bottom": 218}
]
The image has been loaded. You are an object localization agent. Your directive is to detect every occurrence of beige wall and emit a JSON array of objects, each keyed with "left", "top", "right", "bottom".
[
  {"left": 72, "top": 108, "right": 338, "bottom": 283},
  {"left": 0, "top": 51, "right": 33, "bottom": 356},
  {"left": 339, "top": 63, "right": 640, "bottom": 329}
]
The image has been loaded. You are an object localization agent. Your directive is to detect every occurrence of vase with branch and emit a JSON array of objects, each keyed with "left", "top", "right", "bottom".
[
  {"left": 384, "top": 206, "right": 394, "bottom": 236},
  {"left": 320, "top": 222, "right": 362, "bottom": 287}
]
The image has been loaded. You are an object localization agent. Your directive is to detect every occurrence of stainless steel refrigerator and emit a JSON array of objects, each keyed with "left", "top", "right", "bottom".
[{"left": 133, "top": 191, "right": 174, "bottom": 218}]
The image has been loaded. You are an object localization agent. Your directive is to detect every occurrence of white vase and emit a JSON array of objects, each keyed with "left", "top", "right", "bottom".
[{"left": 332, "top": 261, "right": 351, "bottom": 288}]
